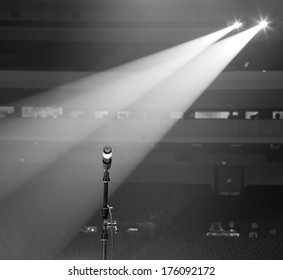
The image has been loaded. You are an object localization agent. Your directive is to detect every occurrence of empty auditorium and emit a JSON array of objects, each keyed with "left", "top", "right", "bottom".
[{"left": 0, "top": 0, "right": 282, "bottom": 268}]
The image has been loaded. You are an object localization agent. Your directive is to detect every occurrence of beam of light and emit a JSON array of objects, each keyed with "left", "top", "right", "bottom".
[
  {"left": 0, "top": 26, "right": 235, "bottom": 194},
  {"left": 72, "top": 23, "right": 263, "bottom": 229},
  {"left": 0, "top": 22, "right": 259, "bottom": 260},
  {"left": 0, "top": 26, "right": 237, "bottom": 259},
  {"left": 0, "top": 26, "right": 236, "bottom": 202},
  {"left": 14, "top": 24, "right": 236, "bottom": 108},
  {"left": 62, "top": 24, "right": 262, "bottom": 251}
]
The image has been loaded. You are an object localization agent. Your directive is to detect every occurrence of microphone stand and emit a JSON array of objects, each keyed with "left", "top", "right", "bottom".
[
  {"left": 101, "top": 169, "right": 110, "bottom": 260},
  {"left": 101, "top": 146, "right": 118, "bottom": 260},
  {"left": 101, "top": 169, "right": 118, "bottom": 260}
]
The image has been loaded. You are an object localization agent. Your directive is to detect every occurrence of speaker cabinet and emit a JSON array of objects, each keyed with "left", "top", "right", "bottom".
[{"left": 215, "top": 165, "right": 243, "bottom": 195}]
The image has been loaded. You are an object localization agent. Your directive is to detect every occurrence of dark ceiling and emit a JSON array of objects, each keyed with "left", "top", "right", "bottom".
[{"left": 0, "top": 0, "right": 283, "bottom": 71}]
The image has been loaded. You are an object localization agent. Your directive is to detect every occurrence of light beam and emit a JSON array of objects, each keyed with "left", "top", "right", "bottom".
[{"left": 0, "top": 26, "right": 238, "bottom": 259}]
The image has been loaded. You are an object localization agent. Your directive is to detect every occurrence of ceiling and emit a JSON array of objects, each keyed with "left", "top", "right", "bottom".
[{"left": 0, "top": 0, "right": 283, "bottom": 71}]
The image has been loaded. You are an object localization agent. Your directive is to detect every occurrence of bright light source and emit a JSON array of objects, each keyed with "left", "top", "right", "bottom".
[
  {"left": 259, "top": 20, "right": 268, "bottom": 29},
  {"left": 0, "top": 25, "right": 258, "bottom": 259},
  {"left": 232, "top": 21, "right": 243, "bottom": 29}
]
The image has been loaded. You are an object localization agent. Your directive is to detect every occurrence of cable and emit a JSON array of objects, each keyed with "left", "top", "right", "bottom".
[{"left": 107, "top": 205, "right": 114, "bottom": 260}]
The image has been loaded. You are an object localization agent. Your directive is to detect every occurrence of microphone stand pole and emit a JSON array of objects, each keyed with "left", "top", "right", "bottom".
[{"left": 101, "top": 169, "right": 110, "bottom": 260}]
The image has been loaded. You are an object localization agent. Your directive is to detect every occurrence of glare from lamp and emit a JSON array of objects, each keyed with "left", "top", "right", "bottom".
[
  {"left": 259, "top": 20, "right": 268, "bottom": 29},
  {"left": 232, "top": 21, "right": 243, "bottom": 29}
]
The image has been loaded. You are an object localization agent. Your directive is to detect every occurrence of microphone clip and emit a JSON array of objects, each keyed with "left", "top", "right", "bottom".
[{"left": 103, "top": 170, "right": 110, "bottom": 183}]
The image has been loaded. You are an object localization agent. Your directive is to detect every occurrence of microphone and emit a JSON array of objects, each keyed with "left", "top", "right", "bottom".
[{"left": 102, "top": 146, "right": 112, "bottom": 170}]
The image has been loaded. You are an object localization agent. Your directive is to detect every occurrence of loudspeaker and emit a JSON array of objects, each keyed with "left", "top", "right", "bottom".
[{"left": 215, "top": 165, "right": 243, "bottom": 195}]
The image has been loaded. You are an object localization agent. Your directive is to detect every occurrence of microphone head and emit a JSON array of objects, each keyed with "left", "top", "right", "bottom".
[
  {"left": 102, "top": 146, "right": 112, "bottom": 170},
  {"left": 103, "top": 146, "right": 112, "bottom": 159}
]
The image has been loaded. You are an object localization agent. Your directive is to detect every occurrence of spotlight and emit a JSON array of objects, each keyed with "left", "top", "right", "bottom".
[
  {"left": 232, "top": 21, "right": 243, "bottom": 29},
  {"left": 258, "top": 20, "right": 268, "bottom": 29}
]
